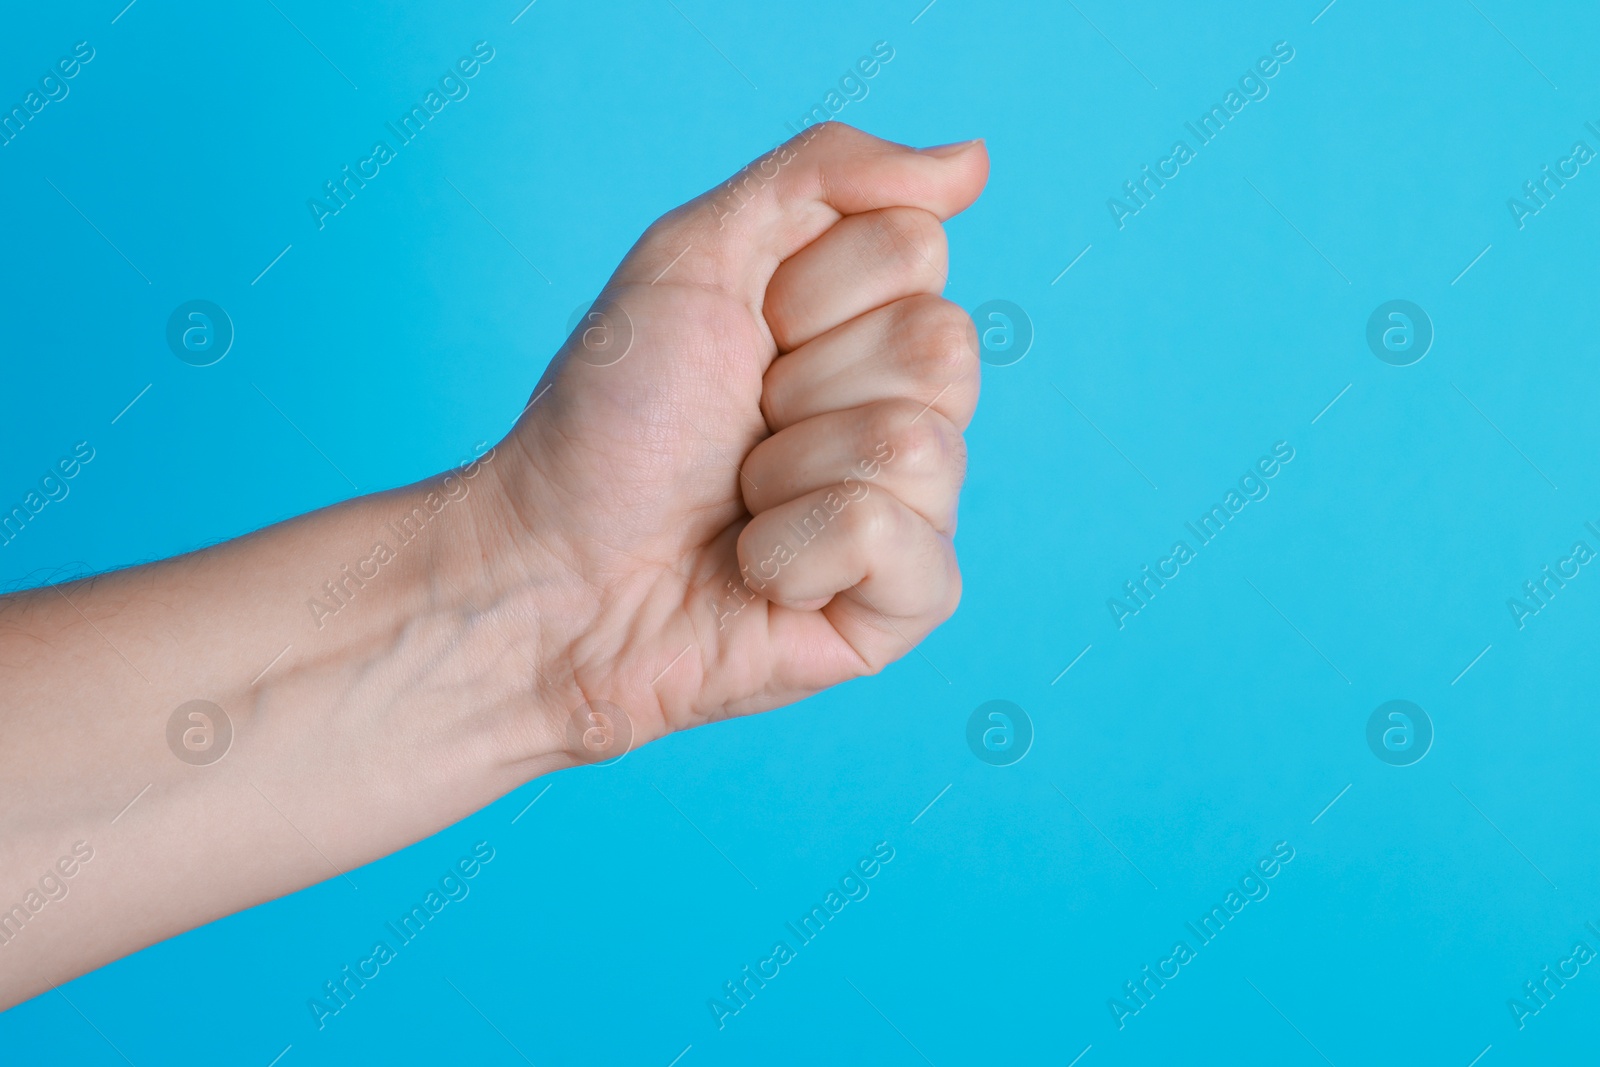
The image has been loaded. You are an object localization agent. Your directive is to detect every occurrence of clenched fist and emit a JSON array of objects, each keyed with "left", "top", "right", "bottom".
[
  {"left": 0, "top": 121, "right": 988, "bottom": 1006},
  {"left": 489, "top": 122, "right": 990, "bottom": 756}
]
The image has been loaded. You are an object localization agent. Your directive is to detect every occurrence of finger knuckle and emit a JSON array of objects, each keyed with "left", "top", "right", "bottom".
[
  {"left": 867, "top": 401, "right": 947, "bottom": 483},
  {"left": 808, "top": 120, "right": 848, "bottom": 144},
  {"left": 736, "top": 522, "right": 797, "bottom": 594},
  {"left": 907, "top": 296, "right": 979, "bottom": 382},
  {"left": 940, "top": 560, "right": 963, "bottom": 620},
  {"left": 839, "top": 488, "right": 897, "bottom": 549},
  {"left": 873, "top": 207, "right": 946, "bottom": 285}
]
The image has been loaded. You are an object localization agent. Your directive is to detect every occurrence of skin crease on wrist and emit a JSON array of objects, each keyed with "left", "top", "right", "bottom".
[{"left": 0, "top": 121, "right": 989, "bottom": 1010}]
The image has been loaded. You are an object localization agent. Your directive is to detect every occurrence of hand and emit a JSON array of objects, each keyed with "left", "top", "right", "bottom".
[
  {"left": 0, "top": 121, "right": 987, "bottom": 1008},
  {"left": 487, "top": 122, "right": 990, "bottom": 759}
]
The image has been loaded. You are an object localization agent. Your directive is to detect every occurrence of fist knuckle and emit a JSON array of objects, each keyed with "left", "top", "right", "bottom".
[
  {"left": 809, "top": 120, "right": 851, "bottom": 146},
  {"left": 646, "top": 203, "right": 699, "bottom": 248},
  {"left": 915, "top": 298, "right": 980, "bottom": 381},
  {"left": 941, "top": 563, "right": 963, "bottom": 620},
  {"left": 872, "top": 400, "right": 947, "bottom": 482},
  {"left": 842, "top": 490, "right": 898, "bottom": 551},
  {"left": 876, "top": 207, "right": 946, "bottom": 285},
  {"left": 870, "top": 403, "right": 921, "bottom": 473}
]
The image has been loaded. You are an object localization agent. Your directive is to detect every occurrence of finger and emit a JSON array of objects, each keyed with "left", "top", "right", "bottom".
[
  {"left": 741, "top": 400, "right": 966, "bottom": 534},
  {"left": 608, "top": 123, "right": 988, "bottom": 314},
  {"left": 762, "top": 207, "right": 946, "bottom": 352},
  {"left": 736, "top": 484, "right": 958, "bottom": 628},
  {"left": 760, "top": 293, "right": 979, "bottom": 433}
]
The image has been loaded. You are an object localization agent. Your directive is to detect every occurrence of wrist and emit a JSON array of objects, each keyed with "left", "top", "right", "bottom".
[
  {"left": 432, "top": 441, "right": 595, "bottom": 773},
  {"left": 456, "top": 430, "right": 668, "bottom": 770},
  {"left": 228, "top": 449, "right": 588, "bottom": 834},
  {"left": 382, "top": 458, "right": 582, "bottom": 784}
]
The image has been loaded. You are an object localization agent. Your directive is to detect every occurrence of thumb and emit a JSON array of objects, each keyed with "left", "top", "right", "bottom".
[{"left": 608, "top": 122, "right": 989, "bottom": 310}]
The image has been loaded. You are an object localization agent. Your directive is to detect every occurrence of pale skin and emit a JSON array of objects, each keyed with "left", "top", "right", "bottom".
[{"left": 0, "top": 122, "right": 989, "bottom": 1010}]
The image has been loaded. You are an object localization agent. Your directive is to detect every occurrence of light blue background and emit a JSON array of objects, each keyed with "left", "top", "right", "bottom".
[{"left": 3, "top": 0, "right": 1599, "bottom": 1063}]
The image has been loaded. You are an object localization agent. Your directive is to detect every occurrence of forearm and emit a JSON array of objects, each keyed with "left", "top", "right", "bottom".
[
  {"left": 0, "top": 454, "right": 574, "bottom": 1008},
  {"left": 0, "top": 121, "right": 990, "bottom": 1017}
]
